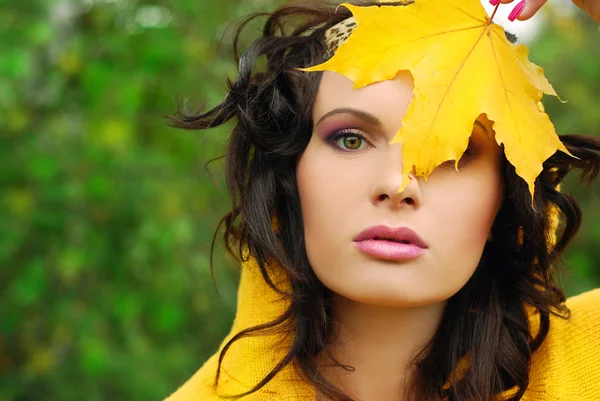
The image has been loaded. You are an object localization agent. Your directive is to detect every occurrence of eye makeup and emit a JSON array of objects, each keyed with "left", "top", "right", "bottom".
[
  {"left": 325, "top": 129, "right": 372, "bottom": 152},
  {"left": 318, "top": 113, "right": 484, "bottom": 167},
  {"left": 316, "top": 108, "right": 383, "bottom": 143},
  {"left": 318, "top": 118, "right": 365, "bottom": 138},
  {"left": 323, "top": 127, "right": 479, "bottom": 164}
]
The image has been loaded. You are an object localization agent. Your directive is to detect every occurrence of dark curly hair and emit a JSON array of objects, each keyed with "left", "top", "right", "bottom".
[{"left": 168, "top": 1, "right": 600, "bottom": 400}]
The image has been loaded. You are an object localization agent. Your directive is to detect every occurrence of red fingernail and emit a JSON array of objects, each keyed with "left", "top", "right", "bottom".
[
  {"left": 489, "top": 0, "right": 500, "bottom": 5},
  {"left": 508, "top": 0, "right": 526, "bottom": 21}
]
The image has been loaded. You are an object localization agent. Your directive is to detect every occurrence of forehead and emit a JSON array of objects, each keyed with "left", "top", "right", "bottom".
[{"left": 313, "top": 71, "right": 415, "bottom": 131}]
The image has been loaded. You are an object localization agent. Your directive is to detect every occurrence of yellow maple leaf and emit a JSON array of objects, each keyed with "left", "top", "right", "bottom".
[{"left": 301, "top": 0, "right": 574, "bottom": 199}]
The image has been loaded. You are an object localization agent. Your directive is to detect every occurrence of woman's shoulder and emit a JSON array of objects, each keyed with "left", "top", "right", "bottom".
[
  {"left": 548, "top": 287, "right": 600, "bottom": 339},
  {"left": 164, "top": 347, "right": 314, "bottom": 401},
  {"left": 565, "top": 286, "right": 600, "bottom": 308},
  {"left": 523, "top": 288, "right": 600, "bottom": 400}
]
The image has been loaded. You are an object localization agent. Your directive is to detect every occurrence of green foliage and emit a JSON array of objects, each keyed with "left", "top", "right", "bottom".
[{"left": 0, "top": 1, "right": 598, "bottom": 400}]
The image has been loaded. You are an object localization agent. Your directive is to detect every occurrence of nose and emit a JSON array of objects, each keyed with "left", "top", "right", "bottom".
[{"left": 370, "top": 143, "right": 422, "bottom": 209}]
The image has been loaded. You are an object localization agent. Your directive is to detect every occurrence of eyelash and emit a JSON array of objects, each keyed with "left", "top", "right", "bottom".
[
  {"left": 326, "top": 129, "right": 478, "bottom": 167},
  {"left": 326, "top": 129, "right": 372, "bottom": 152}
]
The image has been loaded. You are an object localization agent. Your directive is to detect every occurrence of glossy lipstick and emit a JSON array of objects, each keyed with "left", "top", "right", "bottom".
[{"left": 353, "top": 225, "right": 427, "bottom": 261}]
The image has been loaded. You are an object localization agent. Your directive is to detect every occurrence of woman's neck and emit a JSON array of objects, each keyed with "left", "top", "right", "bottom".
[{"left": 315, "top": 295, "right": 447, "bottom": 401}]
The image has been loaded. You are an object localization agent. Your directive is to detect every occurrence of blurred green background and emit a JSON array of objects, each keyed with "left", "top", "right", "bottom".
[{"left": 1, "top": 1, "right": 598, "bottom": 400}]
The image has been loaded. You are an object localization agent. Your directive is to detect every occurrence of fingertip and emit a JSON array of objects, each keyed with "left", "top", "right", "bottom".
[
  {"left": 508, "top": 0, "right": 527, "bottom": 22},
  {"left": 515, "top": 6, "right": 537, "bottom": 21},
  {"left": 518, "top": 0, "right": 549, "bottom": 21},
  {"left": 491, "top": 0, "right": 515, "bottom": 6}
]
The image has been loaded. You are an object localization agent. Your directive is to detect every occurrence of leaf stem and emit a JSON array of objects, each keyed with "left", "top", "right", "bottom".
[{"left": 489, "top": 4, "right": 500, "bottom": 24}]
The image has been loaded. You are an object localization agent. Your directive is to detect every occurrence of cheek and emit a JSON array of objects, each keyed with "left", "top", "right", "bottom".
[
  {"left": 427, "top": 165, "right": 502, "bottom": 251},
  {"left": 297, "top": 144, "right": 339, "bottom": 219},
  {"left": 296, "top": 144, "right": 338, "bottom": 276},
  {"left": 296, "top": 140, "right": 374, "bottom": 265},
  {"left": 296, "top": 142, "right": 352, "bottom": 230}
]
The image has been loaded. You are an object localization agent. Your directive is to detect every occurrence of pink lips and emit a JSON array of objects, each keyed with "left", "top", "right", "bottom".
[{"left": 353, "top": 225, "right": 428, "bottom": 261}]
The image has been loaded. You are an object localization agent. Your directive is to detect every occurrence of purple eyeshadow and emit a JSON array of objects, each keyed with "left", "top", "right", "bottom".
[{"left": 317, "top": 120, "right": 354, "bottom": 139}]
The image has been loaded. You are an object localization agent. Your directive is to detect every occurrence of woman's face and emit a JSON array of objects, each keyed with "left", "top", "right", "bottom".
[{"left": 296, "top": 71, "right": 504, "bottom": 307}]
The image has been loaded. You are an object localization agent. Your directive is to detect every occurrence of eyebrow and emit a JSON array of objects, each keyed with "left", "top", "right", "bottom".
[
  {"left": 316, "top": 107, "right": 490, "bottom": 135},
  {"left": 316, "top": 107, "right": 382, "bottom": 127}
]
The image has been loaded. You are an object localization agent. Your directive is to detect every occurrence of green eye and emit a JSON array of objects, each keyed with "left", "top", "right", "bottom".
[
  {"left": 326, "top": 129, "right": 371, "bottom": 152},
  {"left": 338, "top": 135, "right": 364, "bottom": 150}
]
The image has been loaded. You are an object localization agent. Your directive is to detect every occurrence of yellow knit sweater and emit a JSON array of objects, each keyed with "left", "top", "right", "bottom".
[{"left": 165, "top": 257, "right": 600, "bottom": 401}]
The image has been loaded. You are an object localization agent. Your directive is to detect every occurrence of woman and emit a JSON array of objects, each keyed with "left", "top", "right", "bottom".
[{"left": 166, "top": 0, "right": 600, "bottom": 400}]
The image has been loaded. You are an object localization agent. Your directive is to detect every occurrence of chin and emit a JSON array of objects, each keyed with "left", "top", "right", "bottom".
[
  {"left": 357, "top": 294, "right": 449, "bottom": 308},
  {"left": 331, "top": 279, "right": 455, "bottom": 308}
]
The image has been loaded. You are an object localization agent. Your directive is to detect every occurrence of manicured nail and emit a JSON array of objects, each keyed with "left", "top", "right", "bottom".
[
  {"left": 508, "top": 0, "right": 526, "bottom": 21},
  {"left": 489, "top": 0, "right": 500, "bottom": 5}
]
